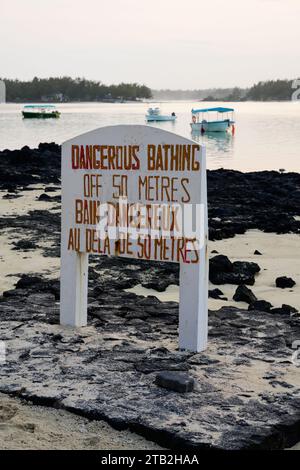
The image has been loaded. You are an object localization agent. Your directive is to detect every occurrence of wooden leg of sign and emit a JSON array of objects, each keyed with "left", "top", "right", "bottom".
[
  {"left": 179, "top": 257, "right": 208, "bottom": 352},
  {"left": 60, "top": 251, "right": 89, "bottom": 327},
  {"left": 179, "top": 146, "right": 208, "bottom": 352}
]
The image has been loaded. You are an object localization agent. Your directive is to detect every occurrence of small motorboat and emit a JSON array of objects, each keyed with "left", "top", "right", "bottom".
[
  {"left": 190, "top": 107, "right": 235, "bottom": 133},
  {"left": 146, "top": 107, "right": 176, "bottom": 122},
  {"left": 22, "top": 104, "right": 60, "bottom": 119}
]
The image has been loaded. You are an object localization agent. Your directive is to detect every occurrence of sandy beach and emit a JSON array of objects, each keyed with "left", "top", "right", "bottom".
[
  {"left": 0, "top": 188, "right": 60, "bottom": 294},
  {"left": 0, "top": 393, "right": 162, "bottom": 450},
  {"left": 127, "top": 229, "right": 300, "bottom": 312}
]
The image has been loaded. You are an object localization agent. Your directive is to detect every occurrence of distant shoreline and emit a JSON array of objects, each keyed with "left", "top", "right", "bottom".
[
  {"left": 1, "top": 77, "right": 297, "bottom": 103},
  {"left": 2, "top": 98, "right": 296, "bottom": 104},
  {"left": 4, "top": 99, "right": 144, "bottom": 104}
]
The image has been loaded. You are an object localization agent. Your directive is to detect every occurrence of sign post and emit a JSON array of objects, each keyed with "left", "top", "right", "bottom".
[{"left": 60, "top": 125, "right": 208, "bottom": 352}]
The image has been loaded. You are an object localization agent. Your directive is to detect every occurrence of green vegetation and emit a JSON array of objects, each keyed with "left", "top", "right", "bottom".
[
  {"left": 2, "top": 77, "right": 297, "bottom": 102},
  {"left": 246, "top": 79, "right": 294, "bottom": 101},
  {"left": 1, "top": 77, "right": 152, "bottom": 102},
  {"left": 153, "top": 79, "right": 297, "bottom": 102}
]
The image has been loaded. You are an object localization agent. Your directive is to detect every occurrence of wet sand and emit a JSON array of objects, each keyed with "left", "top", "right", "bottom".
[
  {"left": 0, "top": 393, "right": 162, "bottom": 450},
  {"left": 0, "top": 188, "right": 60, "bottom": 294},
  {"left": 127, "top": 229, "right": 300, "bottom": 312}
]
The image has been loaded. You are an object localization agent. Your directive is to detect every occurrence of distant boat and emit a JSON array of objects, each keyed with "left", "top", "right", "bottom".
[
  {"left": 22, "top": 104, "right": 60, "bottom": 119},
  {"left": 190, "top": 107, "right": 235, "bottom": 133},
  {"left": 146, "top": 107, "right": 176, "bottom": 122}
]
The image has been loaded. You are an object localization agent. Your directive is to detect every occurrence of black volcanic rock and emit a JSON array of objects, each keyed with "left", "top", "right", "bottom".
[
  {"left": 0, "top": 281, "right": 299, "bottom": 450},
  {"left": 215, "top": 272, "right": 256, "bottom": 286},
  {"left": 38, "top": 142, "right": 61, "bottom": 153},
  {"left": 207, "top": 169, "right": 300, "bottom": 239},
  {"left": 155, "top": 371, "right": 195, "bottom": 393},
  {"left": 233, "top": 285, "right": 257, "bottom": 304},
  {"left": 2, "top": 193, "right": 21, "bottom": 200},
  {"left": 248, "top": 300, "right": 273, "bottom": 312},
  {"left": 276, "top": 276, "right": 296, "bottom": 289},
  {"left": 12, "top": 240, "right": 37, "bottom": 251},
  {"left": 271, "top": 304, "right": 298, "bottom": 315},
  {"left": 209, "top": 256, "right": 259, "bottom": 286},
  {"left": 16, "top": 275, "right": 42, "bottom": 289},
  {"left": 209, "top": 288, "right": 224, "bottom": 299},
  {"left": 209, "top": 255, "right": 233, "bottom": 273},
  {"left": 0, "top": 144, "right": 61, "bottom": 190},
  {"left": 38, "top": 193, "right": 52, "bottom": 201},
  {"left": 232, "top": 261, "right": 260, "bottom": 275}
]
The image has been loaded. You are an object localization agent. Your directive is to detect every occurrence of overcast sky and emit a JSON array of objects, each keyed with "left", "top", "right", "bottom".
[{"left": 1, "top": 0, "right": 299, "bottom": 89}]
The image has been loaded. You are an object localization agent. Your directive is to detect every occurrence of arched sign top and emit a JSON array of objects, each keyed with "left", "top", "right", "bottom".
[
  {"left": 60, "top": 125, "right": 208, "bottom": 352},
  {"left": 63, "top": 123, "right": 201, "bottom": 146}
]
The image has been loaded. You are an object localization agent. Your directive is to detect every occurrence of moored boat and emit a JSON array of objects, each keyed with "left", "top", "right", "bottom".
[
  {"left": 22, "top": 104, "right": 60, "bottom": 119},
  {"left": 190, "top": 107, "right": 235, "bottom": 133},
  {"left": 146, "top": 107, "right": 176, "bottom": 122}
]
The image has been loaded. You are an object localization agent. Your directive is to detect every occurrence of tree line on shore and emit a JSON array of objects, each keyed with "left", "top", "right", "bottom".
[
  {"left": 1, "top": 77, "right": 297, "bottom": 102},
  {"left": 153, "top": 79, "right": 298, "bottom": 101},
  {"left": 1, "top": 77, "right": 152, "bottom": 102}
]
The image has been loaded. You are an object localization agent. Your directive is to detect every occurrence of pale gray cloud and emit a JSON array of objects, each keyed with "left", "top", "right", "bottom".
[{"left": 0, "top": 0, "right": 299, "bottom": 88}]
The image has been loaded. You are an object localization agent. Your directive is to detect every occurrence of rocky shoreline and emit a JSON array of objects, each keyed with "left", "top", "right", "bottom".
[
  {"left": 0, "top": 144, "right": 300, "bottom": 449},
  {"left": 1, "top": 280, "right": 299, "bottom": 449},
  {"left": 1, "top": 143, "right": 300, "bottom": 241}
]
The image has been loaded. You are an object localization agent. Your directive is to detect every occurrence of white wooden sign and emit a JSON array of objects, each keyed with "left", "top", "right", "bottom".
[{"left": 60, "top": 125, "right": 208, "bottom": 352}]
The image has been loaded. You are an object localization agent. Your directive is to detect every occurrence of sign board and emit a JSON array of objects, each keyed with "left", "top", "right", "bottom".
[{"left": 60, "top": 125, "right": 208, "bottom": 352}]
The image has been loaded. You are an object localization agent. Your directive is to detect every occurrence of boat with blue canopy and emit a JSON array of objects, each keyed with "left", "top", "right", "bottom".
[
  {"left": 190, "top": 106, "right": 235, "bottom": 133},
  {"left": 22, "top": 104, "right": 60, "bottom": 119}
]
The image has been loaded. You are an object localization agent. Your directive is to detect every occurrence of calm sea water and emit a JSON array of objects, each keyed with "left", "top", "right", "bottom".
[{"left": 0, "top": 101, "right": 300, "bottom": 172}]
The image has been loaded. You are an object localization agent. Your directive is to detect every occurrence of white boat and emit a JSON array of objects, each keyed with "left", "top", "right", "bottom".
[
  {"left": 146, "top": 107, "right": 176, "bottom": 122},
  {"left": 190, "top": 107, "right": 235, "bottom": 133}
]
